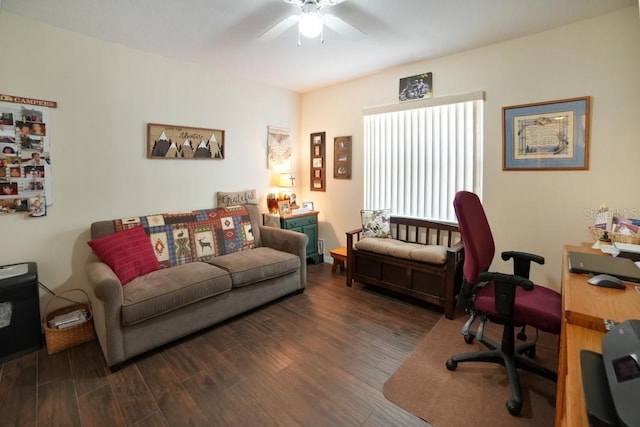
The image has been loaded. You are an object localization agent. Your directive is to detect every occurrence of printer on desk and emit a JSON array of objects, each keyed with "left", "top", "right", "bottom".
[
  {"left": 581, "top": 319, "right": 640, "bottom": 427},
  {"left": 614, "top": 242, "right": 640, "bottom": 263}
]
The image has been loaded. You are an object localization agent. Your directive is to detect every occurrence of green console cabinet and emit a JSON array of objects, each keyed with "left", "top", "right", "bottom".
[{"left": 279, "top": 211, "right": 321, "bottom": 263}]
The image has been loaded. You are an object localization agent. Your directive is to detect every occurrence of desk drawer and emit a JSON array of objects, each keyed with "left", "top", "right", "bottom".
[{"left": 283, "top": 216, "right": 316, "bottom": 229}]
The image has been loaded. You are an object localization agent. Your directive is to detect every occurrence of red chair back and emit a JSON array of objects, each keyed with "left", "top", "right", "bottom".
[{"left": 453, "top": 191, "right": 495, "bottom": 284}]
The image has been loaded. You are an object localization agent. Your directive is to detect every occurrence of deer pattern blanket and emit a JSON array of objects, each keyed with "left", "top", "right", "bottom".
[{"left": 113, "top": 206, "right": 255, "bottom": 268}]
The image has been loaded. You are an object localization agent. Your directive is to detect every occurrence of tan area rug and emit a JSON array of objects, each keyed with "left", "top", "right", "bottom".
[{"left": 383, "top": 315, "right": 558, "bottom": 427}]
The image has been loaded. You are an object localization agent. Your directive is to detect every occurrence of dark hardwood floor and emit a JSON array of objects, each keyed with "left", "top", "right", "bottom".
[{"left": 1, "top": 262, "right": 444, "bottom": 427}]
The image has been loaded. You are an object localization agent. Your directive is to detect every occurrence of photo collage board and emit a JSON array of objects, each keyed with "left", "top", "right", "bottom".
[{"left": 0, "top": 94, "right": 55, "bottom": 217}]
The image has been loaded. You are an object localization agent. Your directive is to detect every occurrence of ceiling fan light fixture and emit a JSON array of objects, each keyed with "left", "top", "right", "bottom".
[{"left": 299, "top": 12, "right": 323, "bottom": 38}]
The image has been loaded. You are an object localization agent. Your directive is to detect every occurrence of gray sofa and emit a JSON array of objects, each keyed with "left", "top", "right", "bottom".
[{"left": 85, "top": 204, "right": 307, "bottom": 369}]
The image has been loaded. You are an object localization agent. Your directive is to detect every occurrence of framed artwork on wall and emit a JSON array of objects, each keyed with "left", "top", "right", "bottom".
[
  {"left": 399, "top": 72, "right": 432, "bottom": 101},
  {"left": 310, "top": 132, "right": 325, "bottom": 191},
  {"left": 266, "top": 126, "right": 291, "bottom": 171},
  {"left": 502, "top": 96, "right": 590, "bottom": 171},
  {"left": 333, "top": 136, "right": 351, "bottom": 179},
  {"left": 147, "top": 123, "right": 225, "bottom": 159}
]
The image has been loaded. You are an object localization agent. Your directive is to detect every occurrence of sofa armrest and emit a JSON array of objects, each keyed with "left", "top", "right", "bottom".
[
  {"left": 258, "top": 225, "right": 308, "bottom": 289},
  {"left": 85, "top": 256, "right": 126, "bottom": 367},
  {"left": 86, "top": 257, "right": 124, "bottom": 303}
]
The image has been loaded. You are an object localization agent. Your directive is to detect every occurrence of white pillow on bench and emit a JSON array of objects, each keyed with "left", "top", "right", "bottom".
[{"left": 355, "top": 237, "right": 447, "bottom": 265}]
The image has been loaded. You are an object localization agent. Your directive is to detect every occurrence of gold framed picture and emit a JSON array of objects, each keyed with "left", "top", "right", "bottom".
[
  {"left": 277, "top": 200, "right": 291, "bottom": 216},
  {"left": 502, "top": 97, "right": 590, "bottom": 170}
]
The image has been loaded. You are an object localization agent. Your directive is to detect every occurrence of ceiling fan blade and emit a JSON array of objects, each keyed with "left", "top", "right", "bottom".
[
  {"left": 258, "top": 15, "right": 299, "bottom": 42},
  {"left": 323, "top": 14, "right": 365, "bottom": 41}
]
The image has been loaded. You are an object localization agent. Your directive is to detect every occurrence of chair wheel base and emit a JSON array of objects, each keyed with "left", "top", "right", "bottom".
[
  {"left": 445, "top": 359, "right": 457, "bottom": 370},
  {"left": 506, "top": 400, "right": 522, "bottom": 416},
  {"left": 523, "top": 346, "right": 536, "bottom": 358},
  {"left": 464, "top": 334, "right": 475, "bottom": 344}
]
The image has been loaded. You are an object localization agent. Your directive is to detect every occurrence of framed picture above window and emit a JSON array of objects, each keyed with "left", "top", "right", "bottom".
[
  {"left": 310, "top": 132, "right": 325, "bottom": 191},
  {"left": 399, "top": 72, "right": 432, "bottom": 101},
  {"left": 502, "top": 96, "right": 590, "bottom": 171}
]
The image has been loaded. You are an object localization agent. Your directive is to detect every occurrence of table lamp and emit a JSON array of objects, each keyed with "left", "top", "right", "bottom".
[{"left": 278, "top": 173, "right": 298, "bottom": 209}]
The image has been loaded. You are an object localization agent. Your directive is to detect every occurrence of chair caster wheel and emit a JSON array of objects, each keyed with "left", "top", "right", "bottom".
[
  {"left": 464, "top": 334, "right": 475, "bottom": 344},
  {"left": 506, "top": 400, "right": 522, "bottom": 416},
  {"left": 524, "top": 346, "right": 536, "bottom": 358},
  {"left": 445, "top": 359, "right": 457, "bottom": 371}
]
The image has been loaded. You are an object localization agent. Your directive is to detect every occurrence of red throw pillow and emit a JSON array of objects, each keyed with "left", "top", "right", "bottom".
[{"left": 88, "top": 226, "right": 160, "bottom": 285}]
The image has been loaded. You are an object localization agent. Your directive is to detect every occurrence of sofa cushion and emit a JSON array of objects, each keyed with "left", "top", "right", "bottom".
[
  {"left": 87, "top": 226, "right": 160, "bottom": 285},
  {"left": 208, "top": 247, "right": 300, "bottom": 288},
  {"left": 121, "top": 262, "right": 232, "bottom": 325},
  {"left": 361, "top": 209, "right": 392, "bottom": 238},
  {"left": 355, "top": 237, "right": 448, "bottom": 265}
]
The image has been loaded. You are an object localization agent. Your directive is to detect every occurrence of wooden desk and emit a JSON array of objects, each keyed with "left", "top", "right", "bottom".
[{"left": 555, "top": 244, "right": 640, "bottom": 426}]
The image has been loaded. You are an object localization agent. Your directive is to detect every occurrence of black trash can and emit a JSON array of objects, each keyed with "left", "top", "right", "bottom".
[{"left": 0, "top": 262, "right": 42, "bottom": 363}]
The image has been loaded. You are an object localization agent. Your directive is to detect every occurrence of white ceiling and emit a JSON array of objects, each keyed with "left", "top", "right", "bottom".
[{"left": 1, "top": 0, "right": 635, "bottom": 93}]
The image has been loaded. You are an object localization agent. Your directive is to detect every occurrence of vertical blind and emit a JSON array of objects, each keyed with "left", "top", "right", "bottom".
[{"left": 363, "top": 93, "right": 483, "bottom": 222}]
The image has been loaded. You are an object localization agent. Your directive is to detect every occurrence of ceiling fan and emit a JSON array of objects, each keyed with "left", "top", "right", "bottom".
[{"left": 258, "top": 0, "right": 365, "bottom": 44}]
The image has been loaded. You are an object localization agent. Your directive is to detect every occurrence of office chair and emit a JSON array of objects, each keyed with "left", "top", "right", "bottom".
[{"left": 445, "top": 191, "right": 561, "bottom": 416}]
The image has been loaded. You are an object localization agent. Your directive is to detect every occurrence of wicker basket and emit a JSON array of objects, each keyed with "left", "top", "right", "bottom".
[
  {"left": 43, "top": 288, "right": 96, "bottom": 355},
  {"left": 589, "top": 226, "right": 640, "bottom": 245}
]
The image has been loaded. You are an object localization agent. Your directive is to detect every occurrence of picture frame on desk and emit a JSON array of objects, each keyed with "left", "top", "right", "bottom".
[
  {"left": 277, "top": 200, "right": 291, "bottom": 216},
  {"left": 502, "top": 96, "right": 590, "bottom": 171},
  {"left": 302, "top": 201, "right": 314, "bottom": 211}
]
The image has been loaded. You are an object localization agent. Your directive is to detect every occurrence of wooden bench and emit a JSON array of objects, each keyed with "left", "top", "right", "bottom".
[{"left": 346, "top": 217, "right": 464, "bottom": 319}]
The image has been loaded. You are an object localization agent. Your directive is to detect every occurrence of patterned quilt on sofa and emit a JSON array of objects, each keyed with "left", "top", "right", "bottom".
[{"left": 113, "top": 206, "right": 255, "bottom": 268}]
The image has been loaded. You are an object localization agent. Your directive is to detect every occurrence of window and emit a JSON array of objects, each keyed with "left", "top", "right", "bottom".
[{"left": 362, "top": 91, "right": 484, "bottom": 222}]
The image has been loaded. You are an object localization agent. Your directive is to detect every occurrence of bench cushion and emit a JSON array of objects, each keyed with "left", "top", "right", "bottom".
[
  {"left": 208, "top": 247, "right": 300, "bottom": 288},
  {"left": 121, "top": 262, "right": 231, "bottom": 325},
  {"left": 355, "top": 237, "right": 448, "bottom": 265}
]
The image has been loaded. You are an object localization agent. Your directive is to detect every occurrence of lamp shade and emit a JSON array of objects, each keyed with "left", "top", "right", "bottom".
[
  {"left": 299, "top": 12, "right": 323, "bottom": 38},
  {"left": 278, "top": 173, "right": 295, "bottom": 187}
]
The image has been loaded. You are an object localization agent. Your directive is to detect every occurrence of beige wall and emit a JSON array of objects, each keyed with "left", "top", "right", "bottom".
[
  {"left": 298, "top": 7, "right": 640, "bottom": 291},
  {"left": 1, "top": 8, "right": 637, "bottom": 304},
  {"left": 0, "top": 12, "right": 300, "bottom": 303}
]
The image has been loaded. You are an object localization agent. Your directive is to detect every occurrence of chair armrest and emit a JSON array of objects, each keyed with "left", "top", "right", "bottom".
[
  {"left": 501, "top": 250, "right": 544, "bottom": 279},
  {"left": 479, "top": 271, "right": 534, "bottom": 318},
  {"left": 479, "top": 271, "right": 534, "bottom": 291}
]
